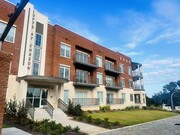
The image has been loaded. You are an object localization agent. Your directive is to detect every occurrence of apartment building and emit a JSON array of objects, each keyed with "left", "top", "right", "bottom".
[{"left": 1, "top": 0, "right": 146, "bottom": 119}]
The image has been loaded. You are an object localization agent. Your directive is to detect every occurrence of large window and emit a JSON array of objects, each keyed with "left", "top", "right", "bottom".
[
  {"left": 60, "top": 65, "right": 70, "bottom": 80},
  {"left": 106, "top": 76, "right": 115, "bottom": 86},
  {"left": 32, "top": 63, "right": 39, "bottom": 76},
  {"left": 76, "top": 69, "right": 88, "bottom": 83},
  {"left": 96, "top": 56, "right": 102, "bottom": 67},
  {"left": 76, "top": 51, "right": 89, "bottom": 63},
  {"left": 122, "top": 93, "right": 126, "bottom": 103},
  {"left": 0, "top": 22, "right": 16, "bottom": 43},
  {"left": 128, "top": 66, "right": 132, "bottom": 75},
  {"left": 35, "top": 33, "right": 42, "bottom": 46},
  {"left": 60, "top": 43, "right": 71, "bottom": 58},
  {"left": 34, "top": 48, "right": 41, "bottom": 61},
  {"left": 97, "top": 72, "right": 103, "bottom": 84},
  {"left": 130, "top": 94, "right": 133, "bottom": 102},
  {"left": 105, "top": 61, "right": 114, "bottom": 70},
  {"left": 121, "top": 78, "right": 125, "bottom": 87},
  {"left": 97, "top": 92, "right": 103, "bottom": 104},
  {"left": 120, "top": 64, "right": 124, "bottom": 73},
  {"left": 129, "top": 79, "right": 133, "bottom": 88}
]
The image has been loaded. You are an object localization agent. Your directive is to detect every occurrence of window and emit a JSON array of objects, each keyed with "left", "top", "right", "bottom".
[
  {"left": 128, "top": 66, "right": 132, "bottom": 75},
  {"left": 75, "top": 92, "right": 88, "bottom": 106},
  {"left": 129, "top": 80, "right": 133, "bottom": 88},
  {"left": 106, "top": 76, "right": 115, "bottom": 86},
  {"left": 130, "top": 94, "right": 133, "bottom": 102},
  {"left": 120, "top": 64, "right": 124, "bottom": 73},
  {"left": 60, "top": 65, "right": 70, "bottom": 80},
  {"left": 105, "top": 61, "right": 114, "bottom": 70},
  {"left": 76, "top": 69, "right": 88, "bottom": 83},
  {"left": 97, "top": 73, "right": 103, "bottom": 84},
  {"left": 0, "top": 22, "right": 16, "bottom": 43},
  {"left": 32, "top": 63, "right": 39, "bottom": 76},
  {"left": 121, "top": 78, "right": 125, "bottom": 87},
  {"left": 60, "top": 43, "right": 71, "bottom": 58},
  {"left": 76, "top": 51, "right": 89, "bottom": 63},
  {"left": 64, "top": 90, "right": 69, "bottom": 104},
  {"left": 35, "top": 33, "right": 42, "bottom": 46},
  {"left": 97, "top": 92, "right": 103, "bottom": 104},
  {"left": 135, "top": 94, "right": 141, "bottom": 103},
  {"left": 122, "top": 93, "right": 126, "bottom": 103},
  {"left": 96, "top": 56, "right": 102, "bottom": 67},
  {"left": 34, "top": 48, "right": 41, "bottom": 61}
]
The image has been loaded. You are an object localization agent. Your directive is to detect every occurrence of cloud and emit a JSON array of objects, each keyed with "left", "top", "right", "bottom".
[
  {"left": 47, "top": 14, "right": 101, "bottom": 43},
  {"left": 110, "top": 47, "right": 143, "bottom": 56}
]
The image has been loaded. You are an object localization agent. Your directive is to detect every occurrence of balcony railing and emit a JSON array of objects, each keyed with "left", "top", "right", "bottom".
[
  {"left": 73, "top": 75, "right": 99, "bottom": 88},
  {"left": 132, "top": 71, "right": 143, "bottom": 77},
  {"left": 58, "top": 99, "right": 68, "bottom": 113},
  {"left": 134, "top": 84, "right": 144, "bottom": 90},
  {"left": 72, "top": 98, "right": 99, "bottom": 106},
  {"left": 105, "top": 63, "right": 121, "bottom": 76},
  {"left": 105, "top": 80, "right": 122, "bottom": 90},
  {"left": 74, "top": 53, "right": 98, "bottom": 70},
  {"left": 106, "top": 98, "right": 124, "bottom": 105}
]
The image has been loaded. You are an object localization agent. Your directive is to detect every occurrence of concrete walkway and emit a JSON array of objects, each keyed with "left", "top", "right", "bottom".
[
  {"left": 55, "top": 117, "right": 109, "bottom": 134},
  {"left": 2, "top": 127, "right": 32, "bottom": 135},
  {"left": 95, "top": 115, "right": 180, "bottom": 135}
]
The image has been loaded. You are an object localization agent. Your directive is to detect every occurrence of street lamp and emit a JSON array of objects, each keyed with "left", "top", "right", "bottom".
[{"left": 171, "top": 86, "right": 180, "bottom": 111}]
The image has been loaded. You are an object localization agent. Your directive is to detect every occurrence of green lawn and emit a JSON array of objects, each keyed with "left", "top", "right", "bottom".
[{"left": 88, "top": 110, "right": 178, "bottom": 126}]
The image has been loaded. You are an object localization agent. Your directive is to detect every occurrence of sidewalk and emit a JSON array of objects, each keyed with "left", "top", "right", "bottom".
[{"left": 2, "top": 127, "right": 32, "bottom": 135}]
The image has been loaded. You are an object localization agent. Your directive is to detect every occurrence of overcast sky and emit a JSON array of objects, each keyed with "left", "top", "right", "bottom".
[{"left": 9, "top": 0, "right": 180, "bottom": 97}]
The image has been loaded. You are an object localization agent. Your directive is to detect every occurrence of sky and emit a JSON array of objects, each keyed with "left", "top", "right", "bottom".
[{"left": 9, "top": 0, "right": 180, "bottom": 97}]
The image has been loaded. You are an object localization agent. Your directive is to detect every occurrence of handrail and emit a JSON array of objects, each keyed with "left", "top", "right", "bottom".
[
  {"left": 42, "top": 99, "right": 54, "bottom": 118},
  {"left": 58, "top": 99, "right": 68, "bottom": 113},
  {"left": 106, "top": 98, "right": 124, "bottom": 105},
  {"left": 72, "top": 98, "right": 99, "bottom": 106},
  {"left": 26, "top": 98, "right": 35, "bottom": 120}
]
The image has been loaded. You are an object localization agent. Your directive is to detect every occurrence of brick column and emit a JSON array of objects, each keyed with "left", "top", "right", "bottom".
[{"left": 0, "top": 51, "right": 12, "bottom": 134}]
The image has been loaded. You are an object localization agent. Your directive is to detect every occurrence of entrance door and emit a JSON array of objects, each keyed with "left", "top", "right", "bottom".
[{"left": 26, "top": 87, "right": 48, "bottom": 108}]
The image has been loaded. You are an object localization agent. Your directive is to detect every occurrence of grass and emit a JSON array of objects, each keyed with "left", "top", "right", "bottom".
[
  {"left": 2, "top": 124, "right": 11, "bottom": 128},
  {"left": 88, "top": 110, "right": 178, "bottom": 126}
]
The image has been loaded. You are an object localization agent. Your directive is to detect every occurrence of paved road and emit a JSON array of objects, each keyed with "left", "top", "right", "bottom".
[{"left": 96, "top": 115, "right": 180, "bottom": 135}]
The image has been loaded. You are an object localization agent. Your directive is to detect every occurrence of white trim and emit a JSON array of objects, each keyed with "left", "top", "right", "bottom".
[
  {"left": 105, "top": 60, "right": 114, "bottom": 64},
  {"left": 60, "top": 42, "right": 71, "bottom": 59},
  {"left": 0, "top": 20, "right": 17, "bottom": 27},
  {"left": 60, "top": 64, "right": 70, "bottom": 68},
  {"left": 61, "top": 42, "right": 71, "bottom": 47},
  {"left": 96, "top": 55, "right": 102, "bottom": 58},
  {"left": 76, "top": 50, "right": 90, "bottom": 56}
]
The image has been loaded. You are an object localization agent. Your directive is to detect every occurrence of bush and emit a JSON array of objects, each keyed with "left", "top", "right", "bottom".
[
  {"left": 6, "top": 96, "right": 17, "bottom": 117},
  {"left": 17, "top": 100, "right": 28, "bottom": 124},
  {"left": 113, "top": 121, "right": 120, "bottom": 126},
  {"left": 100, "top": 106, "right": 110, "bottom": 111},
  {"left": 103, "top": 118, "right": 111, "bottom": 127},
  {"left": 86, "top": 116, "right": 93, "bottom": 123},
  {"left": 68, "top": 99, "right": 83, "bottom": 116},
  {"left": 94, "top": 118, "right": 102, "bottom": 125}
]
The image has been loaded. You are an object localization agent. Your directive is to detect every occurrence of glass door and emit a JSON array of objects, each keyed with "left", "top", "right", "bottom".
[{"left": 26, "top": 87, "right": 48, "bottom": 108}]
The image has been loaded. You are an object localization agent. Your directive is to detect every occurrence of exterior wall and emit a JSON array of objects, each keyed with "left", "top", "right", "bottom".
[
  {"left": 0, "top": 0, "right": 25, "bottom": 75},
  {"left": 0, "top": 51, "right": 12, "bottom": 134}
]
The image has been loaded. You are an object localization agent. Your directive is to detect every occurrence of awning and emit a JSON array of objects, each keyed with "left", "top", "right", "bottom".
[{"left": 17, "top": 75, "right": 68, "bottom": 85}]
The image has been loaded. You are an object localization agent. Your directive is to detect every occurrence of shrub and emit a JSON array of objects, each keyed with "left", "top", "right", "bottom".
[
  {"left": 134, "top": 106, "right": 140, "bottom": 109},
  {"left": 68, "top": 99, "right": 83, "bottom": 116},
  {"left": 6, "top": 96, "right": 18, "bottom": 117},
  {"left": 100, "top": 106, "right": 110, "bottom": 111},
  {"left": 94, "top": 118, "right": 102, "bottom": 125},
  {"left": 86, "top": 116, "right": 93, "bottom": 123},
  {"left": 103, "top": 118, "right": 111, "bottom": 127},
  {"left": 17, "top": 100, "right": 28, "bottom": 124},
  {"left": 113, "top": 121, "right": 120, "bottom": 126}
]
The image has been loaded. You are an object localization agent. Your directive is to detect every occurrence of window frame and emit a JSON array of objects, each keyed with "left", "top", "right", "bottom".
[
  {"left": 97, "top": 72, "right": 103, "bottom": 84},
  {"left": 96, "top": 55, "right": 103, "bottom": 67},
  {"left": 120, "top": 64, "right": 124, "bottom": 73},
  {"left": 128, "top": 66, "right": 132, "bottom": 75},
  {"left": 59, "top": 65, "right": 70, "bottom": 80},
  {"left": 60, "top": 42, "right": 71, "bottom": 58},
  {"left": 0, "top": 21, "right": 16, "bottom": 43}
]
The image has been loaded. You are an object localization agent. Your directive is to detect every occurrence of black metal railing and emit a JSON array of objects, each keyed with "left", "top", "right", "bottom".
[
  {"left": 105, "top": 63, "right": 120, "bottom": 72},
  {"left": 132, "top": 71, "right": 143, "bottom": 77},
  {"left": 72, "top": 98, "right": 99, "bottom": 106},
  {"left": 106, "top": 80, "right": 121, "bottom": 88},
  {"left": 42, "top": 99, "right": 54, "bottom": 118},
  {"left": 74, "top": 75, "right": 99, "bottom": 84},
  {"left": 134, "top": 84, "right": 144, "bottom": 90},
  {"left": 106, "top": 98, "right": 124, "bottom": 105},
  {"left": 58, "top": 99, "right": 68, "bottom": 113},
  {"left": 75, "top": 53, "right": 96, "bottom": 65},
  {"left": 26, "top": 98, "right": 35, "bottom": 120}
]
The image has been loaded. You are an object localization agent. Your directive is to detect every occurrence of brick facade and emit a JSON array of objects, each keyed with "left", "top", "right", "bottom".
[
  {"left": 0, "top": 51, "right": 12, "bottom": 134},
  {"left": 45, "top": 25, "right": 133, "bottom": 88}
]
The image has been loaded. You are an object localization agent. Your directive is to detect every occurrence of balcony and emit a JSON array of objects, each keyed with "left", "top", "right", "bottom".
[
  {"left": 132, "top": 62, "right": 142, "bottom": 71},
  {"left": 73, "top": 75, "right": 99, "bottom": 88},
  {"left": 73, "top": 53, "right": 98, "bottom": 71},
  {"left": 105, "top": 80, "right": 122, "bottom": 90},
  {"left": 132, "top": 71, "right": 143, "bottom": 81},
  {"left": 72, "top": 98, "right": 99, "bottom": 106},
  {"left": 134, "top": 84, "right": 144, "bottom": 91},
  {"left": 106, "top": 98, "right": 124, "bottom": 105},
  {"left": 104, "top": 64, "right": 121, "bottom": 76}
]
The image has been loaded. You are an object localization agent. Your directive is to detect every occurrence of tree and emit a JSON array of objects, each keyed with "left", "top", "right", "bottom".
[{"left": 151, "top": 80, "right": 180, "bottom": 106}]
